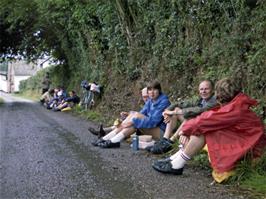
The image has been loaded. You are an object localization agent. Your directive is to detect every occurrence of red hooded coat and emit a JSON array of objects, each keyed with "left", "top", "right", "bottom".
[{"left": 182, "top": 93, "right": 265, "bottom": 173}]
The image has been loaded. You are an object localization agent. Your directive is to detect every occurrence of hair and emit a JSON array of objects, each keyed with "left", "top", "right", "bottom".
[
  {"left": 215, "top": 78, "right": 241, "bottom": 104},
  {"left": 147, "top": 80, "right": 162, "bottom": 93},
  {"left": 70, "top": 90, "right": 76, "bottom": 94},
  {"left": 201, "top": 79, "right": 214, "bottom": 90}
]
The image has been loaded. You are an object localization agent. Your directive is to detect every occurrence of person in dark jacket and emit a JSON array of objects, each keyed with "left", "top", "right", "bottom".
[
  {"left": 148, "top": 80, "right": 217, "bottom": 154},
  {"left": 93, "top": 80, "right": 171, "bottom": 148}
]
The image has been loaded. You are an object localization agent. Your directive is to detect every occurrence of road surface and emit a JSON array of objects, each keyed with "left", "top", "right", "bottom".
[{"left": 0, "top": 92, "right": 253, "bottom": 199}]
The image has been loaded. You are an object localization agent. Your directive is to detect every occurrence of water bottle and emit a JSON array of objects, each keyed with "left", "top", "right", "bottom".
[{"left": 132, "top": 135, "right": 139, "bottom": 151}]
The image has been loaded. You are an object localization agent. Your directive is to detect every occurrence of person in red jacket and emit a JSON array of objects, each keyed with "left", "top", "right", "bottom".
[{"left": 153, "top": 78, "right": 266, "bottom": 177}]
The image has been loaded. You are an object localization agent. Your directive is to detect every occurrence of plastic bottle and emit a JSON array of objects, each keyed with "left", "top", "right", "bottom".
[{"left": 132, "top": 134, "right": 139, "bottom": 151}]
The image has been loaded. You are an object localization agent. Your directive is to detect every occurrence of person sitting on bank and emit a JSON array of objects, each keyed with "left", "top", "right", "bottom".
[
  {"left": 92, "top": 80, "right": 170, "bottom": 148},
  {"left": 41, "top": 72, "right": 51, "bottom": 94},
  {"left": 147, "top": 80, "right": 217, "bottom": 154},
  {"left": 40, "top": 88, "right": 54, "bottom": 106},
  {"left": 53, "top": 90, "right": 80, "bottom": 111},
  {"left": 88, "top": 87, "right": 149, "bottom": 138},
  {"left": 152, "top": 78, "right": 266, "bottom": 180}
]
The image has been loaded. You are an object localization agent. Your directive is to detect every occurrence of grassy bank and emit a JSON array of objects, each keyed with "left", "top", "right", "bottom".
[{"left": 0, "top": 97, "right": 4, "bottom": 105}]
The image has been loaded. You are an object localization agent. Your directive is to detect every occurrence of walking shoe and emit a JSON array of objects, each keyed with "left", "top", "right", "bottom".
[
  {"left": 156, "top": 156, "right": 171, "bottom": 163},
  {"left": 88, "top": 124, "right": 106, "bottom": 138},
  {"left": 91, "top": 138, "right": 105, "bottom": 146},
  {"left": 88, "top": 127, "right": 99, "bottom": 136},
  {"left": 98, "top": 140, "right": 120, "bottom": 148},
  {"left": 150, "top": 138, "right": 173, "bottom": 154},
  {"left": 145, "top": 139, "right": 161, "bottom": 152},
  {"left": 98, "top": 125, "right": 106, "bottom": 138},
  {"left": 152, "top": 161, "right": 183, "bottom": 175}
]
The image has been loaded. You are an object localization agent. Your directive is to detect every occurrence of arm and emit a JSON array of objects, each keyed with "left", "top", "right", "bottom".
[
  {"left": 182, "top": 98, "right": 217, "bottom": 119},
  {"left": 167, "top": 97, "right": 199, "bottom": 111},
  {"left": 182, "top": 107, "right": 241, "bottom": 136},
  {"left": 132, "top": 98, "right": 170, "bottom": 129},
  {"left": 139, "top": 100, "right": 150, "bottom": 115}
]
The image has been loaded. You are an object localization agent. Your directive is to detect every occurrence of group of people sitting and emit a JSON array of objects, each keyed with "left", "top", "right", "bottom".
[
  {"left": 88, "top": 78, "right": 266, "bottom": 181},
  {"left": 40, "top": 87, "right": 80, "bottom": 112}
]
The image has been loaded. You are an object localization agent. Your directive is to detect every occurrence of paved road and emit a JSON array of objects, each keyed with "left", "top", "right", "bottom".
[{"left": 0, "top": 92, "right": 253, "bottom": 199}]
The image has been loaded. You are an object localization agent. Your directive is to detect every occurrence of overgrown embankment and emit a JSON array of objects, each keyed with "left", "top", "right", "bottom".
[{"left": 17, "top": 1, "right": 265, "bottom": 121}]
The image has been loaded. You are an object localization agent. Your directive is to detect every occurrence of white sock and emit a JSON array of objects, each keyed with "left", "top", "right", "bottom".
[
  {"left": 171, "top": 152, "right": 190, "bottom": 169},
  {"left": 170, "top": 149, "right": 183, "bottom": 160},
  {"left": 102, "top": 131, "right": 117, "bottom": 140},
  {"left": 110, "top": 132, "right": 125, "bottom": 143},
  {"left": 170, "top": 145, "right": 184, "bottom": 160}
]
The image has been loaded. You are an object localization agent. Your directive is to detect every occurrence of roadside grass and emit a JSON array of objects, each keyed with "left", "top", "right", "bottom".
[
  {"left": 229, "top": 152, "right": 266, "bottom": 197},
  {"left": 190, "top": 148, "right": 266, "bottom": 197},
  {"left": 72, "top": 106, "right": 107, "bottom": 124},
  {"left": 0, "top": 97, "right": 4, "bottom": 105},
  {"left": 13, "top": 90, "right": 40, "bottom": 101}
]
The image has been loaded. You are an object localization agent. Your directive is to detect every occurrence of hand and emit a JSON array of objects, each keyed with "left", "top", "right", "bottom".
[
  {"left": 179, "top": 135, "right": 189, "bottom": 146},
  {"left": 174, "top": 107, "right": 183, "bottom": 115},
  {"left": 120, "top": 111, "right": 129, "bottom": 117},
  {"left": 163, "top": 115, "right": 171, "bottom": 123},
  {"left": 162, "top": 109, "right": 175, "bottom": 117}
]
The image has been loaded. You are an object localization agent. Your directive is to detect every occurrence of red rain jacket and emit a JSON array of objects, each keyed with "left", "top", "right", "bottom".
[{"left": 182, "top": 93, "right": 265, "bottom": 173}]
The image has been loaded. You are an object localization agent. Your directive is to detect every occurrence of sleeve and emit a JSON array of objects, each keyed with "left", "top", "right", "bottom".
[
  {"left": 167, "top": 98, "right": 198, "bottom": 111},
  {"left": 139, "top": 100, "right": 150, "bottom": 115},
  {"left": 182, "top": 107, "right": 241, "bottom": 136},
  {"left": 132, "top": 98, "right": 170, "bottom": 129},
  {"left": 182, "top": 101, "right": 217, "bottom": 119}
]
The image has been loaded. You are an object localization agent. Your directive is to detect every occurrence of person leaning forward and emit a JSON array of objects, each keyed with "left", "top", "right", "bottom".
[{"left": 147, "top": 80, "right": 217, "bottom": 154}]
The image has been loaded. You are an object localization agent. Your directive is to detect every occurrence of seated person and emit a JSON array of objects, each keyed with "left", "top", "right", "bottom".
[
  {"left": 152, "top": 78, "right": 266, "bottom": 180},
  {"left": 54, "top": 90, "right": 80, "bottom": 111},
  {"left": 148, "top": 80, "right": 217, "bottom": 154},
  {"left": 88, "top": 87, "right": 149, "bottom": 138},
  {"left": 40, "top": 88, "right": 54, "bottom": 106},
  {"left": 92, "top": 80, "right": 171, "bottom": 148}
]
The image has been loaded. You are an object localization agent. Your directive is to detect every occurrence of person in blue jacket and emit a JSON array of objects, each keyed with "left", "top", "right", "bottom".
[{"left": 93, "top": 80, "right": 171, "bottom": 148}]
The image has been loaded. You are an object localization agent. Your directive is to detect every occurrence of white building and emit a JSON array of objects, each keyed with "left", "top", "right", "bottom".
[{"left": 0, "top": 60, "right": 41, "bottom": 93}]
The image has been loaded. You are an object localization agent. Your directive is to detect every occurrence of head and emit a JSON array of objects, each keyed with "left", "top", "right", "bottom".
[
  {"left": 198, "top": 80, "right": 214, "bottom": 100},
  {"left": 141, "top": 87, "right": 149, "bottom": 102},
  {"left": 48, "top": 88, "right": 54, "bottom": 94},
  {"left": 215, "top": 78, "right": 241, "bottom": 104},
  {"left": 69, "top": 90, "right": 76, "bottom": 97},
  {"left": 147, "top": 80, "right": 161, "bottom": 100}
]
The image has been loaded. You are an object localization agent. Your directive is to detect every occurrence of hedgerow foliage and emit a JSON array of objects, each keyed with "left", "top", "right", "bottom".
[{"left": 3, "top": 0, "right": 265, "bottom": 115}]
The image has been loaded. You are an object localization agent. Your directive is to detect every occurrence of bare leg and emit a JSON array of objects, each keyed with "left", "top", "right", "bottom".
[
  {"left": 163, "top": 115, "right": 178, "bottom": 139},
  {"left": 169, "top": 121, "right": 186, "bottom": 142},
  {"left": 110, "top": 111, "right": 146, "bottom": 143},
  {"left": 171, "top": 135, "right": 205, "bottom": 169},
  {"left": 102, "top": 127, "right": 122, "bottom": 140},
  {"left": 103, "top": 126, "right": 115, "bottom": 133},
  {"left": 183, "top": 135, "right": 205, "bottom": 157}
]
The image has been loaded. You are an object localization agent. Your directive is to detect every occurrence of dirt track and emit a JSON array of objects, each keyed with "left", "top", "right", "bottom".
[{"left": 0, "top": 92, "right": 253, "bottom": 199}]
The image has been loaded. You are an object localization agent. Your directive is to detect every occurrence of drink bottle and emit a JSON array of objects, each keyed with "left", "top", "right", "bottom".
[{"left": 132, "top": 135, "right": 139, "bottom": 151}]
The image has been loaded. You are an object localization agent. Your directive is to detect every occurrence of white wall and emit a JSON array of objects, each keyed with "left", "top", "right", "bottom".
[
  {"left": 14, "top": 76, "right": 31, "bottom": 92},
  {"left": 0, "top": 75, "right": 8, "bottom": 92}
]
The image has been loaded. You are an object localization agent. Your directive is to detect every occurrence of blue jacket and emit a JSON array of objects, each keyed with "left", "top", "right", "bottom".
[{"left": 132, "top": 93, "right": 170, "bottom": 131}]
